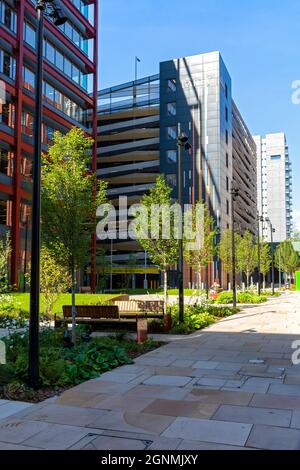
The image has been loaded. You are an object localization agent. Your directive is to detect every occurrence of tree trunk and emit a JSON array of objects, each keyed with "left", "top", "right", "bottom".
[
  {"left": 263, "top": 275, "right": 266, "bottom": 291},
  {"left": 246, "top": 272, "right": 250, "bottom": 289},
  {"left": 163, "top": 269, "right": 168, "bottom": 316},
  {"left": 71, "top": 268, "right": 77, "bottom": 344},
  {"left": 197, "top": 270, "right": 202, "bottom": 291}
]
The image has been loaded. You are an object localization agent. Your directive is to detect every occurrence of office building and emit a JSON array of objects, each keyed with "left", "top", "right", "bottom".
[
  {"left": 254, "top": 133, "right": 293, "bottom": 242},
  {"left": 97, "top": 52, "right": 257, "bottom": 289},
  {"left": 0, "top": 0, "right": 98, "bottom": 287}
]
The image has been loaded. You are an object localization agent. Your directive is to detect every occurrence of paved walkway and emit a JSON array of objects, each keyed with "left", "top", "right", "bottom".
[{"left": 0, "top": 292, "right": 300, "bottom": 450}]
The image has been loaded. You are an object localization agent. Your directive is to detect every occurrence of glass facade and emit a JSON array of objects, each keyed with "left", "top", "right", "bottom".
[
  {"left": 24, "top": 22, "right": 92, "bottom": 93},
  {"left": 0, "top": 0, "right": 17, "bottom": 33},
  {"left": 0, "top": 48, "right": 16, "bottom": 80},
  {"left": 0, "top": 149, "right": 13, "bottom": 176}
]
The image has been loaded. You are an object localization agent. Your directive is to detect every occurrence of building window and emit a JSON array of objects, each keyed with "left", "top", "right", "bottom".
[
  {"left": 167, "top": 126, "right": 177, "bottom": 140},
  {"left": 0, "top": 198, "right": 12, "bottom": 226},
  {"left": 166, "top": 174, "right": 177, "bottom": 187},
  {"left": 226, "top": 199, "right": 229, "bottom": 215},
  {"left": 226, "top": 152, "right": 229, "bottom": 168},
  {"left": 44, "top": 41, "right": 55, "bottom": 64},
  {"left": 0, "top": 100, "right": 15, "bottom": 128},
  {"left": 225, "top": 106, "right": 228, "bottom": 122},
  {"left": 0, "top": 49, "right": 16, "bottom": 80},
  {"left": 20, "top": 155, "right": 32, "bottom": 181},
  {"left": 21, "top": 111, "right": 34, "bottom": 137},
  {"left": 0, "top": 149, "right": 13, "bottom": 176},
  {"left": 167, "top": 79, "right": 176, "bottom": 93},
  {"left": 271, "top": 155, "right": 281, "bottom": 160},
  {"left": 24, "top": 22, "right": 36, "bottom": 49},
  {"left": 44, "top": 82, "right": 55, "bottom": 106},
  {"left": 226, "top": 129, "right": 229, "bottom": 145},
  {"left": 166, "top": 150, "right": 177, "bottom": 164},
  {"left": 23, "top": 66, "right": 35, "bottom": 92},
  {"left": 226, "top": 176, "right": 229, "bottom": 192},
  {"left": 225, "top": 83, "right": 228, "bottom": 99},
  {"left": 0, "top": 0, "right": 17, "bottom": 34},
  {"left": 167, "top": 102, "right": 176, "bottom": 116}
]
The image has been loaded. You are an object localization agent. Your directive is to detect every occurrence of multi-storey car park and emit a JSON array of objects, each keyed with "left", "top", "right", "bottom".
[{"left": 97, "top": 52, "right": 257, "bottom": 290}]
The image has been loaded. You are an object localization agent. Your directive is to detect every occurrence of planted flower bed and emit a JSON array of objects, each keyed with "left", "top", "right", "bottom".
[{"left": 0, "top": 327, "right": 161, "bottom": 403}]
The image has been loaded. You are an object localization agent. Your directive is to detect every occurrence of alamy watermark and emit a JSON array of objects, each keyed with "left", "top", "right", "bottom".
[
  {"left": 292, "top": 340, "right": 300, "bottom": 365},
  {"left": 96, "top": 196, "right": 205, "bottom": 251},
  {"left": 291, "top": 80, "right": 300, "bottom": 104}
]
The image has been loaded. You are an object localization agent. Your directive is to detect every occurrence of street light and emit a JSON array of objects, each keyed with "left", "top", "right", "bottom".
[
  {"left": 257, "top": 213, "right": 264, "bottom": 296},
  {"left": 230, "top": 185, "right": 240, "bottom": 308},
  {"left": 177, "top": 126, "right": 192, "bottom": 323},
  {"left": 265, "top": 218, "right": 276, "bottom": 295},
  {"left": 29, "top": 0, "right": 67, "bottom": 389}
]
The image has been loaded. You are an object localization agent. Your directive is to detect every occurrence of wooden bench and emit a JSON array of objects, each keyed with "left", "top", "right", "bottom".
[
  {"left": 114, "top": 300, "right": 164, "bottom": 319},
  {"left": 54, "top": 305, "right": 120, "bottom": 329}
]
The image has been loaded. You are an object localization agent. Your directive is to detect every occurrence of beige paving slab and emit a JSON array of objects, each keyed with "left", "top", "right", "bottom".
[
  {"left": 0, "top": 402, "right": 33, "bottom": 420},
  {"left": 0, "top": 442, "right": 40, "bottom": 450},
  {"left": 143, "top": 375, "right": 192, "bottom": 387},
  {"left": 213, "top": 404, "right": 292, "bottom": 427},
  {"left": 250, "top": 393, "right": 300, "bottom": 411},
  {"left": 284, "top": 375, "right": 300, "bottom": 385},
  {"left": 88, "top": 410, "right": 175, "bottom": 435},
  {"left": 268, "top": 384, "right": 300, "bottom": 397},
  {"left": 87, "top": 395, "right": 156, "bottom": 412},
  {"left": 186, "top": 388, "right": 253, "bottom": 406},
  {"left": 291, "top": 411, "right": 300, "bottom": 429},
  {"left": 177, "top": 440, "right": 253, "bottom": 450},
  {"left": 0, "top": 419, "right": 49, "bottom": 444},
  {"left": 171, "top": 360, "right": 196, "bottom": 368},
  {"left": 16, "top": 403, "right": 109, "bottom": 427},
  {"left": 125, "top": 385, "right": 190, "bottom": 400},
  {"left": 246, "top": 424, "right": 300, "bottom": 450},
  {"left": 142, "top": 399, "right": 219, "bottom": 419},
  {"left": 21, "top": 423, "right": 91, "bottom": 450},
  {"left": 192, "top": 361, "right": 219, "bottom": 369},
  {"left": 55, "top": 391, "right": 108, "bottom": 407},
  {"left": 72, "top": 379, "right": 138, "bottom": 395},
  {"left": 162, "top": 416, "right": 252, "bottom": 446},
  {"left": 96, "top": 372, "right": 142, "bottom": 383}
]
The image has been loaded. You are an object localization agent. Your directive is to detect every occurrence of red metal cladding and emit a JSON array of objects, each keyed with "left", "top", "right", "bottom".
[
  {"left": 90, "top": 0, "right": 98, "bottom": 292},
  {"left": 1, "top": 0, "right": 98, "bottom": 289},
  {"left": 10, "top": 0, "right": 25, "bottom": 287}
]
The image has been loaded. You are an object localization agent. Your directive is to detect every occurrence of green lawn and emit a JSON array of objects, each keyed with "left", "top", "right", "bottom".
[
  {"left": 109, "top": 289, "right": 204, "bottom": 296},
  {"left": 11, "top": 293, "right": 118, "bottom": 316}
]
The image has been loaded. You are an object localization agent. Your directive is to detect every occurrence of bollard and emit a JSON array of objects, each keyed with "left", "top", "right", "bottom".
[{"left": 136, "top": 317, "right": 148, "bottom": 344}]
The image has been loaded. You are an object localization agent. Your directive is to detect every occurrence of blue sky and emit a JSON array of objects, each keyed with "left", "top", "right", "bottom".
[{"left": 99, "top": 0, "right": 300, "bottom": 230}]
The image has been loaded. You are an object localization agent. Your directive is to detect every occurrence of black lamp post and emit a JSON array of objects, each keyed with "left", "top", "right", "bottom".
[
  {"left": 257, "top": 213, "right": 263, "bottom": 296},
  {"left": 230, "top": 186, "right": 239, "bottom": 308},
  {"left": 266, "top": 218, "right": 276, "bottom": 295},
  {"left": 177, "top": 125, "right": 191, "bottom": 323},
  {"left": 29, "top": 0, "right": 67, "bottom": 389},
  {"left": 23, "top": 216, "right": 29, "bottom": 293}
]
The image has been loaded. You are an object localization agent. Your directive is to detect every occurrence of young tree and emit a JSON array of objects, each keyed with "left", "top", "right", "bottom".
[
  {"left": 27, "top": 245, "right": 71, "bottom": 317},
  {"left": 237, "top": 231, "right": 257, "bottom": 288},
  {"left": 134, "top": 175, "right": 178, "bottom": 313},
  {"left": 41, "top": 128, "right": 107, "bottom": 342},
  {"left": 218, "top": 229, "right": 241, "bottom": 279},
  {"left": 184, "top": 202, "right": 217, "bottom": 289},
  {"left": 275, "top": 240, "right": 300, "bottom": 283},
  {"left": 260, "top": 241, "right": 272, "bottom": 290},
  {"left": 0, "top": 232, "right": 11, "bottom": 293}
]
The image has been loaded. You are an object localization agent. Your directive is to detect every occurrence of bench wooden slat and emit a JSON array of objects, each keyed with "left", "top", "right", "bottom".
[{"left": 62, "top": 305, "right": 119, "bottom": 319}]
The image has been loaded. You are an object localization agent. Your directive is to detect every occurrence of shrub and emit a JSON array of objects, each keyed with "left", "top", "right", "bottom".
[
  {"left": 1, "top": 327, "right": 134, "bottom": 389},
  {"left": 169, "top": 303, "right": 237, "bottom": 334},
  {"left": 216, "top": 291, "right": 267, "bottom": 304}
]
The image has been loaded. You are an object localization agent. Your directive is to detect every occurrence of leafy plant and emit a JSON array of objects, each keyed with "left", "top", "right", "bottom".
[{"left": 216, "top": 291, "right": 267, "bottom": 304}]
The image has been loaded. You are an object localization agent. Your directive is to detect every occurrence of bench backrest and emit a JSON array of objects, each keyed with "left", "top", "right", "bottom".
[
  {"left": 114, "top": 300, "right": 140, "bottom": 312},
  {"left": 114, "top": 300, "right": 164, "bottom": 314},
  {"left": 62, "top": 305, "right": 119, "bottom": 319}
]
